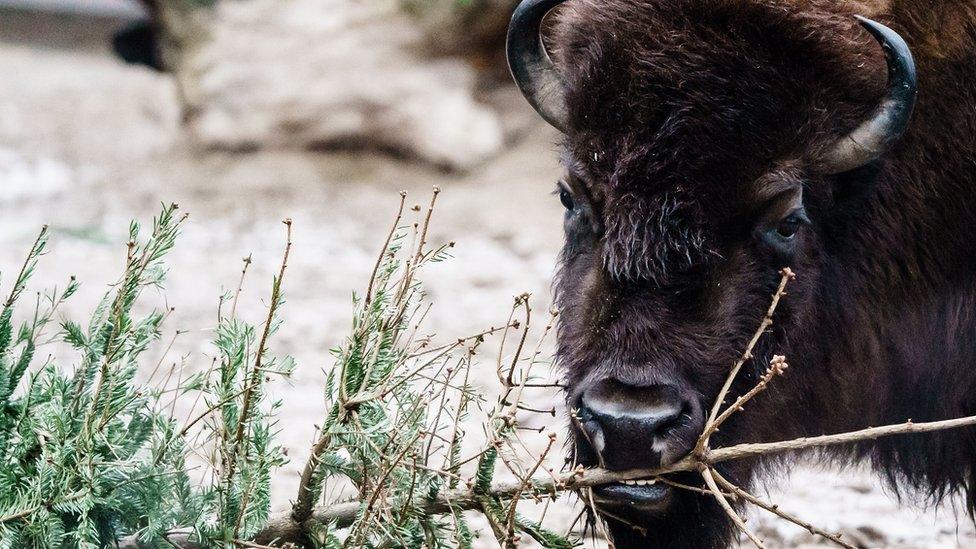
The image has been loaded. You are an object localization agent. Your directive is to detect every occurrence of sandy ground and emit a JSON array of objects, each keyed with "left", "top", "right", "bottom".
[{"left": 1, "top": 20, "right": 974, "bottom": 549}]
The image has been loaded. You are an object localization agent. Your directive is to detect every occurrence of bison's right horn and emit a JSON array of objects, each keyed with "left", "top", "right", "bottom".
[
  {"left": 507, "top": 0, "right": 571, "bottom": 132},
  {"left": 819, "top": 16, "right": 918, "bottom": 174}
]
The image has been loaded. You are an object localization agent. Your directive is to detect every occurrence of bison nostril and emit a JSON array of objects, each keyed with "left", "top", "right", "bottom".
[{"left": 575, "top": 406, "right": 608, "bottom": 457}]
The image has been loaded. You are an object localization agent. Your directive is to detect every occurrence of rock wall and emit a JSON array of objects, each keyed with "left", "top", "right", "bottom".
[{"left": 177, "top": 0, "right": 505, "bottom": 171}]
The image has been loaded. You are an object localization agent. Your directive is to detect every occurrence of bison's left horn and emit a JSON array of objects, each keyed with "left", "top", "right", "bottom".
[
  {"left": 819, "top": 16, "right": 918, "bottom": 174},
  {"left": 507, "top": 0, "right": 571, "bottom": 132}
]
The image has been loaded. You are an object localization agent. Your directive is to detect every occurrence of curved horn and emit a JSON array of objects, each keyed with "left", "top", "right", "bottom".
[
  {"left": 507, "top": 0, "right": 571, "bottom": 132},
  {"left": 820, "top": 16, "right": 918, "bottom": 174}
]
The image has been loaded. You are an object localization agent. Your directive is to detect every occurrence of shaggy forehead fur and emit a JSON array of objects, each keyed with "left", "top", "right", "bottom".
[{"left": 551, "top": 0, "right": 888, "bottom": 283}]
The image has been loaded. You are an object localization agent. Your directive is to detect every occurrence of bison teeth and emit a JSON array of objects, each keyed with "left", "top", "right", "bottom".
[{"left": 621, "top": 479, "right": 657, "bottom": 486}]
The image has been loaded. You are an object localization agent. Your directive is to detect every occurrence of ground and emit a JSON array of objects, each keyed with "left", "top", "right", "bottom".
[{"left": 0, "top": 14, "right": 973, "bottom": 549}]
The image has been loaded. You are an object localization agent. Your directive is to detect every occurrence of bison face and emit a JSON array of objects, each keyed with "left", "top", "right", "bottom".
[
  {"left": 507, "top": 0, "right": 916, "bottom": 544},
  {"left": 554, "top": 161, "right": 817, "bottom": 523}
]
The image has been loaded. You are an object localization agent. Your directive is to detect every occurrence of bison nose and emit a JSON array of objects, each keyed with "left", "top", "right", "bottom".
[{"left": 577, "top": 380, "right": 701, "bottom": 470}]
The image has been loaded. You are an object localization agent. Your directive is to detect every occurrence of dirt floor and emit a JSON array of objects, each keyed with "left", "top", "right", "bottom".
[{"left": 1, "top": 15, "right": 974, "bottom": 548}]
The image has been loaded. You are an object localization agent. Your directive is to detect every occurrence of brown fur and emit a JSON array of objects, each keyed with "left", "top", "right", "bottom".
[{"left": 547, "top": 1, "right": 976, "bottom": 547}]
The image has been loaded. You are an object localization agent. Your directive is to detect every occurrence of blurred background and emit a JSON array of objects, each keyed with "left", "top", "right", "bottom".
[{"left": 0, "top": 1, "right": 973, "bottom": 546}]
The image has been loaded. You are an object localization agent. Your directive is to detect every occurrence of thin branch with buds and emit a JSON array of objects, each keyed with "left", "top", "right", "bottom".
[{"left": 696, "top": 268, "right": 795, "bottom": 456}]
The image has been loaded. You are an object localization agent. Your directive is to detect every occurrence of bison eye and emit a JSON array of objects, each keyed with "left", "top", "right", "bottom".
[
  {"left": 776, "top": 216, "right": 801, "bottom": 239},
  {"left": 558, "top": 186, "right": 575, "bottom": 211},
  {"left": 773, "top": 209, "right": 809, "bottom": 241}
]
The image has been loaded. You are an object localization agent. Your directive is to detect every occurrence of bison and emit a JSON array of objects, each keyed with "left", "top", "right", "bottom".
[{"left": 506, "top": 0, "right": 976, "bottom": 546}]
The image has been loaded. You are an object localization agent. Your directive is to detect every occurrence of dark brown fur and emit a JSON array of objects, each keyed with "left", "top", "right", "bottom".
[{"left": 548, "top": 1, "right": 976, "bottom": 546}]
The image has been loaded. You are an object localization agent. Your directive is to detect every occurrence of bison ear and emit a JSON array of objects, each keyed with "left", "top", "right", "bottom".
[
  {"left": 507, "top": 0, "right": 571, "bottom": 132},
  {"left": 817, "top": 16, "right": 918, "bottom": 175}
]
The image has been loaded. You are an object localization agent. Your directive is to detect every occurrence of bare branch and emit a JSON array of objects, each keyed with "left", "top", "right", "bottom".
[
  {"left": 711, "top": 470, "right": 855, "bottom": 549},
  {"left": 702, "top": 467, "right": 764, "bottom": 548},
  {"left": 696, "top": 268, "right": 795, "bottom": 456}
]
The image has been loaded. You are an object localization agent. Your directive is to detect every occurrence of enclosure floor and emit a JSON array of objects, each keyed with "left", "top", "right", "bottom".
[{"left": 0, "top": 27, "right": 973, "bottom": 549}]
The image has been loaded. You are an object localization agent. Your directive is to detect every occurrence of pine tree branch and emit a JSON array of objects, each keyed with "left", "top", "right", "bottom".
[
  {"left": 224, "top": 219, "right": 292, "bottom": 484},
  {"left": 2, "top": 225, "right": 48, "bottom": 310}
]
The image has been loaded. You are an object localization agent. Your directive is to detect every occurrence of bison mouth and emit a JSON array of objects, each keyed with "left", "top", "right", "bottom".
[{"left": 591, "top": 478, "right": 674, "bottom": 513}]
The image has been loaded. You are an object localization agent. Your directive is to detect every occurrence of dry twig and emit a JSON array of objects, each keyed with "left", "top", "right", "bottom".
[
  {"left": 696, "top": 268, "right": 795, "bottom": 456},
  {"left": 711, "top": 470, "right": 855, "bottom": 549}
]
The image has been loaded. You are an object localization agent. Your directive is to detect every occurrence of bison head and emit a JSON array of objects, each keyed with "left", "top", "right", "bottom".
[{"left": 507, "top": 0, "right": 917, "bottom": 546}]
